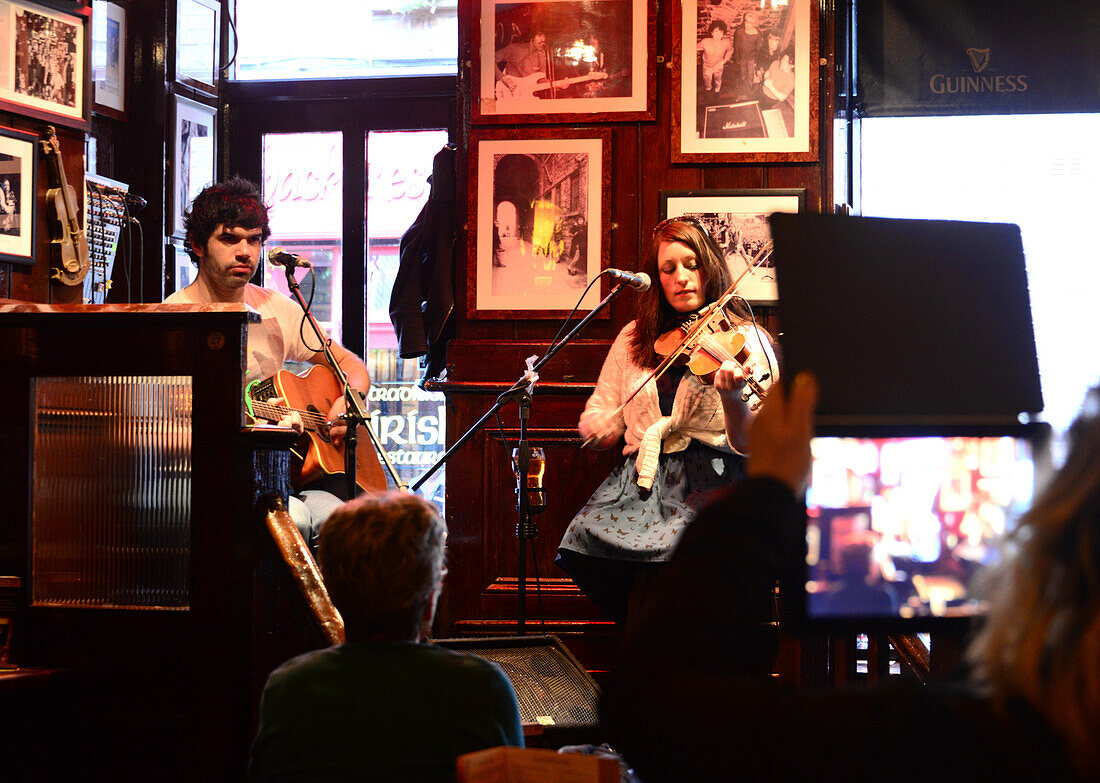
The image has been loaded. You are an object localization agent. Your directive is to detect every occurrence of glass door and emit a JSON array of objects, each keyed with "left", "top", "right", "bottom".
[{"left": 220, "top": 78, "right": 456, "bottom": 502}]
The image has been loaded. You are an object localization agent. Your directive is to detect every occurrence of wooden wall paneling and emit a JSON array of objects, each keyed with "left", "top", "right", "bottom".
[
  {"left": 446, "top": 0, "right": 833, "bottom": 676},
  {"left": 438, "top": 340, "right": 622, "bottom": 633}
]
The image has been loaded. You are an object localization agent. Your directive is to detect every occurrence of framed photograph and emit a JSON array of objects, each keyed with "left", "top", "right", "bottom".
[
  {"left": 174, "top": 0, "right": 220, "bottom": 94},
  {"left": 469, "top": 127, "right": 611, "bottom": 319},
  {"left": 0, "top": 1, "right": 90, "bottom": 129},
  {"left": 170, "top": 94, "right": 217, "bottom": 238},
  {"left": 474, "top": 0, "right": 655, "bottom": 124},
  {"left": 0, "top": 125, "right": 38, "bottom": 266},
  {"left": 167, "top": 239, "right": 196, "bottom": 294},
  {"left": 660, "top": 188, "right": 806, "bottom": 304},
  {"left": 92, "top": 0, "right": 126, "bottom": 118},
  {"left": 673, "top": 0, "right": 817, "bottom": 162}
]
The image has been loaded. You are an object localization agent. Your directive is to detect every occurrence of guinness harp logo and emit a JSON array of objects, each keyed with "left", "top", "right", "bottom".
[{"left": 967, "top": 48, "right": 991, "bottom": 73}]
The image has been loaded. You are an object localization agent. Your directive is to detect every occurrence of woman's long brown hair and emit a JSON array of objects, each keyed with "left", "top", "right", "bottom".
[{"left": 628, "top": 217, "right": 748, "bottom": 368}]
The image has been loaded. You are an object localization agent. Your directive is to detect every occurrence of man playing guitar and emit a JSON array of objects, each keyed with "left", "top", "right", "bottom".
[
  {"left": 494, "top": 27, "right": 609, "bottom": 100},
  {"left": 164, "top": 178, "right": 375, "bottom": 549}
]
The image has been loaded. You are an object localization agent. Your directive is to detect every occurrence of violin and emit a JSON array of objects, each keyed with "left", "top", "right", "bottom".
[
  {"left": 584, "top": 277, "right": 771, "bottom": 443},
  {"left": 40, "top": 125, "right": 90, "bottom": 287},
  {"left": 653, "top": 302, "right": 772, "bottom": 410}
]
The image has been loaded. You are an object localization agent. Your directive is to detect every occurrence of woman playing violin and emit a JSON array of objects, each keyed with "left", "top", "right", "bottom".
[{"left": 556, "top": 217, "right": 778, "bottom": 623}]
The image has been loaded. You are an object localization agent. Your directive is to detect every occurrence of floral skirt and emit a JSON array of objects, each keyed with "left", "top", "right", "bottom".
[{"left": 558, "top": 443, "right": 744, "bottom": 564}]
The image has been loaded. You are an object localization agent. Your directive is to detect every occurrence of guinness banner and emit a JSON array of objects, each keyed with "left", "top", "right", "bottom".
[{"left": 858, "top": 0, "right": 1100, "bottom": 116}]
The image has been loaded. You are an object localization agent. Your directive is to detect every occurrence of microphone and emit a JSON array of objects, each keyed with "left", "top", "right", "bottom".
[
  {"left": 606, "top": 268, "right": 651, "bottom": 291},
  {"left": 124, "top": 192, "right": 147, "bottom": 212},
  {"left": 267, "top": 247, "right": 312, "bottom": 269}
]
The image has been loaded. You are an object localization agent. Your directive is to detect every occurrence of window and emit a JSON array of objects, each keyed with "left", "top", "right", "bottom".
[
  {"left": 262, "top": 132, "right": 344, "bottom": 344},
  {"left": 232, "top": 0, "right": 458, "bottom": 80},
  {"left": 859, "top": 113, "right": 1100, "bottom": 432},
  {"left": 365, "top": 130, "right": 449, "bottom": 502},
  {"left": 222, "top": 8, "right": 457, "bottom": 505}
]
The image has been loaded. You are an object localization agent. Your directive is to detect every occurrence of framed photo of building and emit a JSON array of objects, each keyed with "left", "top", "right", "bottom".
[
  {"left": 170, "top": 94, "right": 217, "bottom": 238},
  {"left": 174, "top": 0, "right": 220, "bottom": 95},
  {"left": 92, "top": 0, "right": 126, "bottom": 118},
  {"left": 469, "top": 127, "right": 611, "bottom": 319},
  {"left": 473, "top": 0, "right": 655, "bottom": 124},
  {"left": 673, "top": 0, "right": 817, "bottom": 162},
  {"left": 0, "top": 125, "right": 38, "bottom": 266},
  {"left": 659, "top": 188, "right": 806, "bottom": 304},
  {"left": 0, "top": 1, "right": 90, "bottom": 129}
]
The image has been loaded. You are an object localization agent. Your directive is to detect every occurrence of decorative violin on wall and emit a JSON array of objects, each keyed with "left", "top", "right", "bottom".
[{"left": 40, "top": 125, "right": 89, "bottom": 286}]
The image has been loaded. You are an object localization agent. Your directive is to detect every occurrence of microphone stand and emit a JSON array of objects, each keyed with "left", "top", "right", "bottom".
[
  {"left": 413, "top": 281, "right": 631, "bottom": 634},
  {"left": 282, "top": 264, "right": 406, "bottom": 498}
]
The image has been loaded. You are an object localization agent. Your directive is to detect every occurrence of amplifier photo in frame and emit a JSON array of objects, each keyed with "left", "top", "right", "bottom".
[
  {"left": 673, "top": 0, "right": 817, "bottom": 162},
  {"left": 702, "top": 100, "right": 768, "bottom": 139}
]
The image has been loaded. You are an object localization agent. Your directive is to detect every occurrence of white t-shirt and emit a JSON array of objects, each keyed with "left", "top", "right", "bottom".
[{"left": 165, "top": 283, "right": 323, "bottom": 384}]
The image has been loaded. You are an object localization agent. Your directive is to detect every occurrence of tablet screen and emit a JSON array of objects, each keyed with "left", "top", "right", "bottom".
[{"left": 804, "top": 432, "right": 1039, "bottom": 627}]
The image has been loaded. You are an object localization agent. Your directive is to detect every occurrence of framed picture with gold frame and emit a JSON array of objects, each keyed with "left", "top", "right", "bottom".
[{"left": 174, "top": 0, "right": 221, "bottom": 95}]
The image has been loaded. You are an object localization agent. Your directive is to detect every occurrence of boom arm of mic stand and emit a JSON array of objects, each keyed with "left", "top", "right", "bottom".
[
  {"left": 411, "top": 283, "right": 629, "bottom": 492},
  {"left": 281, "top": 265, "right": 406, "bottom": 494}
]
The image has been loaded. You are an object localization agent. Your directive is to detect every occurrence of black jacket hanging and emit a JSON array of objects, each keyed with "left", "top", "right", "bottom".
[{"left": 389, "top": 144, "right": 456, "bottom": 386}]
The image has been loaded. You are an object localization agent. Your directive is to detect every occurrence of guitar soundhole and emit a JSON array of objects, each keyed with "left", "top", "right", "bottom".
[{"left": 307, "top": 404, "right": 331, "bottom": 443}]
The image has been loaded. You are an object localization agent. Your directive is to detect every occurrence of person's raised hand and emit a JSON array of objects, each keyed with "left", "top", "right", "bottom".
[{"left": 746, "top": 372, "right": 818, "bottom": 494}]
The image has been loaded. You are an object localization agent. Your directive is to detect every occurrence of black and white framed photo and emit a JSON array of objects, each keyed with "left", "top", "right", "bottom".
[
  {"left": 660, "top": 188, "right": 806, "bottom": 304},
  {"left": 673, "top": 0, "right": 817, "bottom": 162},
  {"left": 0, "top": 125, "right": 38, "bottom": 266},
  {"left": 0, "top": 1, "right": 89, "bottom": 128},
  {"left": 474, "top": 0, "right": 655, "bottom": 124},
  {"left": 92, "top": 0, "right": 126, "bottom": 118},
  {"left": 175, "top": 0, "right": 220, "bottom": 94},
  {"left": 170, "top": 94, "right": 216, "bottom": 238},
  {"left": 469, "top": 127, "right": 611, "bottom": 319}
]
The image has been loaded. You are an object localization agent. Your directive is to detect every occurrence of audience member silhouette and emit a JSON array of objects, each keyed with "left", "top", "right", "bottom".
[
  {"left": 250, "top": 492, "right": 524, "bottom": 782},
  {"left": 602, "top": 375, "right": 1097, "bottom": 782}
]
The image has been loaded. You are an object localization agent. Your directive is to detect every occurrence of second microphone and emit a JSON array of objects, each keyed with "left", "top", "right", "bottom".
[{"left": 268, "top": 247, "right": 312, "bottom": 269}]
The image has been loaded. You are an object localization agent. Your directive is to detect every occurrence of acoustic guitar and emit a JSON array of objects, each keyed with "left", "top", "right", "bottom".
[
  {"left": 246, "top": 365, "right": 387, "bottom": 495},
  {"left": 40, "top": 125, "right": 90, "bottom": 287}
]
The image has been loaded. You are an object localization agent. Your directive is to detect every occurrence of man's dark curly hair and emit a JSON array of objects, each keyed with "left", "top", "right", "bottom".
[{"left": 183, "top": 177, "right": 271, "bottom": 265}]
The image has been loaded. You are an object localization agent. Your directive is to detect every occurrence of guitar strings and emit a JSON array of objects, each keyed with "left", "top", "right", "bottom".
[{"left": 249, "top": 400, "right": 330, "bottom": 430}]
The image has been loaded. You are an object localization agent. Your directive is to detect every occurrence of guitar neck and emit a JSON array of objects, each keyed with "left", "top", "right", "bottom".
[{"left": 249, "top": 399, "right": 327, "bottom": 432}]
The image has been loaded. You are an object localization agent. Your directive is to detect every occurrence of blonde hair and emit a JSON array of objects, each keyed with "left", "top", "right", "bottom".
[{"left": 967, "top": 386, "right": 1100, "bottom": 776}]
